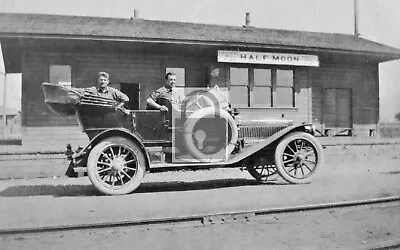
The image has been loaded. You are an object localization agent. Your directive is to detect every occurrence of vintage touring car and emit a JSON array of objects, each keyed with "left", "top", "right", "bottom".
[{"left": 42, "top": 82, "right": 324, "bottom": 195}]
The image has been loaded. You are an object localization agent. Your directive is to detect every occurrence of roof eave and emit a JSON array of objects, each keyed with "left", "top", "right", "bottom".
[{"left": 1, "top": 32, "right": 400, "bottom": 62}]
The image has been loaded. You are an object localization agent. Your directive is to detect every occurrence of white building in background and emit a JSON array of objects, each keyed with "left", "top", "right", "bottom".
[
  {"left": 0, "top": 43, "right": 22, "bottom": 112},
  {"left": 379, "top": 60, "right": 400, "bottom": 123},
  {"left": 1, "top": 42, "right": 22, "bottom": 139}
]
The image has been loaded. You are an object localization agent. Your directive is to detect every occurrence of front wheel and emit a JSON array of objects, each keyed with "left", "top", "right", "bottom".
[
  {"left": 87, "top": 136, "right": 146, "bottom": 195},
  {"left": 275, "top": 132, "right": 323, "bottom": 184}
]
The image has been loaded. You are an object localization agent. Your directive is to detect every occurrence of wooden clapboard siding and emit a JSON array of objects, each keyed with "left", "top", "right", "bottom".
[
  {"left": 23, "top": 52, "right": 79, "bottom": 127},
  {"left": 20, "top": 38, "right": 381, "bottom": 141},
  {"left": 311, "top": 86, "right": 323, "bottom": 128},
  {"left": 294, "top": 68, "right": 311, "bottom": 123},
  {"left": 353, "top": 65, "right": 379, "bottom": 126},
  {"left": 186, "top": 65, "right": 207, "bottom": 87},
  {"left": 238, "top": 107, "right": 301, "bottom": 123},
  {"left": 336, "top": 89, "right": 352, "bottom": 128},
  {"left": 21, "top": 126, "right": 89, "bottom": 150},
  {"left": 74, "top": 54, "right": 162, "bottom": 110},
  {"left": 311, "top": 63, "right": 379, "bottom": 135},
  {"left": 310, "top": 67, "right": 325, "bottom": 127},
  {"left": 163, "top": 56, "right": 208, "bottom": 87},
  {"left": 22, "top": 49, "right": 210, "bottom": 127},
  {"left": 323, "top": 88, "right": 352, "bottom": 128},
  {"left": 323, "top": 88, "right": 337, "bottom": 127}
]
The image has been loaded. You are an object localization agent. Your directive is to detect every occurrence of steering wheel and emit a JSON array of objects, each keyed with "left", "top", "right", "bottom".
[{"left": 182, "top": 90, "right": 215, "bottom": 113}]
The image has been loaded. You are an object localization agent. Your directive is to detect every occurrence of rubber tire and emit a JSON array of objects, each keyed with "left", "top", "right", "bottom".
[
  {"left": 274, "top": 132, "right": 324, "bottom": 184},
  {"left": 247, "top": 165, "right": 278, "bottom": 184},
  {"left": 87, "top": 136, "right": 146, "bottom": 195}
]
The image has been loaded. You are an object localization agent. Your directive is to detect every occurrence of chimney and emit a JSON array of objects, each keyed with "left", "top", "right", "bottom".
[
  {"left": 130, "top": 9, "right": 140, "bottom": 19},
  {"left": 353, "top": 0, "right": 360, "bottom": 36},
  {"left": 244, "top": 12, "right": 251, "bottom": 27}
]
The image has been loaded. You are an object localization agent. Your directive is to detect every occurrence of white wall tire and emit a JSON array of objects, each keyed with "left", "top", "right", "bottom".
[
  {"left": 275, "top": 132, "right": 323, "bottom": 184},
  {"left": 87, "top": 136, "right": 146, "bottom": 195}
]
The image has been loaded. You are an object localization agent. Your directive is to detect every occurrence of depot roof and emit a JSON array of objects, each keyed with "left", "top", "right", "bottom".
[{"left": 1, "top": 12, "right": 400, "bottom": 59}]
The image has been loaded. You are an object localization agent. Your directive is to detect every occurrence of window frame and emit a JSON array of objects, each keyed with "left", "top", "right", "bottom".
[
  {"left": 273, "top": 68, "right": 295, "bottom": 107},
  {"left": 252, "top": 67, "right": 273, "bottom": 107},
  {"left": 229, "top": 66, "right": 250, "bottom": 108},
  {"left": 48, "top": 64, "right": 72, "bottom": 87},
  {"left": 228, "top": 65, "right": 296, "bottom": 108}
]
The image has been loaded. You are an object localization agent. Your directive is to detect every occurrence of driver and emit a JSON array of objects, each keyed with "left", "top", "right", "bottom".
[{"left": 146, "top": 72, "right": 182, "bottom": 112}]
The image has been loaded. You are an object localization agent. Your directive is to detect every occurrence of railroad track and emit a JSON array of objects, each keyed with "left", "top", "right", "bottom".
[{"left": 1, "top": 195, "right": 400, "bottom": 239}]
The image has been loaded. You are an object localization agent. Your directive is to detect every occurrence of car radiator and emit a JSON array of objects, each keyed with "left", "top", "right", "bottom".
[{"left": 238, "top": 120, "right": 293, "bottom": 139}]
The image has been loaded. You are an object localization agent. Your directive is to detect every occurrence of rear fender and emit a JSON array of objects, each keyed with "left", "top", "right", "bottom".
[{"left": 77, "top": 128, "right": 151, "bottom": 171}]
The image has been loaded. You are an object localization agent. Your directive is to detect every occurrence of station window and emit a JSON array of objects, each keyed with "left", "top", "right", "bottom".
[
  {"left": 274, "top": 69, "right": 294, "bottom": 107},
  {"left": 253, "top": 68, "right": 272, "bottom": 107},
  {"left": 49, "top": 65, "right": 72, "bottom": 87},
  {"left": 229, "top": 67, "right": 248, "bottom": 107},
  {"left": 229, "top": 67, "right": 294, "bottom": 108}
]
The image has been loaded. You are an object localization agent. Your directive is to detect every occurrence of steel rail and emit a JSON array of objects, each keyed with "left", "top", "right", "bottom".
[{"left": 0, "top": 195, "right": 399, "bottom": 237}]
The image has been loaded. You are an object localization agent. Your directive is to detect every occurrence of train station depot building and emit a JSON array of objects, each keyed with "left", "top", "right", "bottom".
[{"left": 1, "top": 13, "right": 400, "bottom": 148}]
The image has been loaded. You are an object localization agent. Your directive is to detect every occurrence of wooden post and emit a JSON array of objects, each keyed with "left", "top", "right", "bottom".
[{"left": 2, "top": 72, "right": 6, "bottom": 138}]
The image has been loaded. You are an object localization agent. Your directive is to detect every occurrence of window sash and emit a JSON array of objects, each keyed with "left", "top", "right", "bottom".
[
  {"left": 254, "top": 68, "right": 272, "bottom": 86},
  {"left": 230, "top": 67, "right": 248, "bottom": 86},
  {"left": 253, "top": 86, "right": 272, "bottom": 107},
  {"left": 229, "top": 85, "right": 248, "bottom": 107},
  {"left": 273, "top": 87, "right": 294, "bottom": 107},
  {"left": 276, "top": 69, "right": 294, "bottom": 87}
]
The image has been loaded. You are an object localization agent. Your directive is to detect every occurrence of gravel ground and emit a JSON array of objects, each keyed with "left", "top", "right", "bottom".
[
  {"left": 1, "top": 202, "right": 400, "bottom": 250},
  {"left": 0, "top": 156, "right": 399, "bottom": 231},
  {"left": 0, "top": 152, "right": 399, "bottom": 249}
]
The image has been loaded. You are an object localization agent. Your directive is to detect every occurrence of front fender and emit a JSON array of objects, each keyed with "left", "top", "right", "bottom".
[
  {"left": 226, "top": 123, "right": 317, "bottom": 164},
  {"left": 76, "top": 128, "right": 151, "bottom": 171}
]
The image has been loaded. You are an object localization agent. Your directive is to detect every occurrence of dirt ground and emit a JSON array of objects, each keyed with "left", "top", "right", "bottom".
[
  {"left": 0, "top": 145, "right": 399, "bottom": 249},
  {"left": 1, "top": 202, "right": 400, "bottom": 250}
]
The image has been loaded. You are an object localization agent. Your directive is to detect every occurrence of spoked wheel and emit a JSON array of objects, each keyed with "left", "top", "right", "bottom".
[
  {"left": 275, "top": 132, "right": 324, "bottom": 184},
  {"left": 247, "top": 164, "right": 278, "bottom": 183},
  {"left": 87, "top": 136, "right": 146, "bottom": 195}
]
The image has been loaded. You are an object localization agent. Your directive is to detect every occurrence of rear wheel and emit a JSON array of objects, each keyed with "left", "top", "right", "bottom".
[
  {"left": 275, "top": 132, "right": 323, "bottom": 184},
  {"left": 87, "top": 136, "right": 146, "bottom": 195},
  {"left": 247, "top": 164, "right": 278, "bottom": 183},
  {"left": 246, "top": 150, "right": 278, "bottom": 183}
]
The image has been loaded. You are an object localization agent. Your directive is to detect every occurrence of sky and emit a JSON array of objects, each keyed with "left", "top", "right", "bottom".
[{"left": 0, "top": 0, "right": 400, "bottom": 121}]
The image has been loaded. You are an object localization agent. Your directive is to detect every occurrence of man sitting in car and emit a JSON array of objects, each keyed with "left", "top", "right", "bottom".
[
  {"left": 146, "top": 72, "right": 182, "bottom": 112},
  {"left": 84, "top": 71, "right": 129, "bottom": 111}
]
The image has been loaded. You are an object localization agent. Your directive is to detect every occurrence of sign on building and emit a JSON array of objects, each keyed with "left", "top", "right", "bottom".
[{"left": 217, "top": 50, "right": 319, "bottom": 67}]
